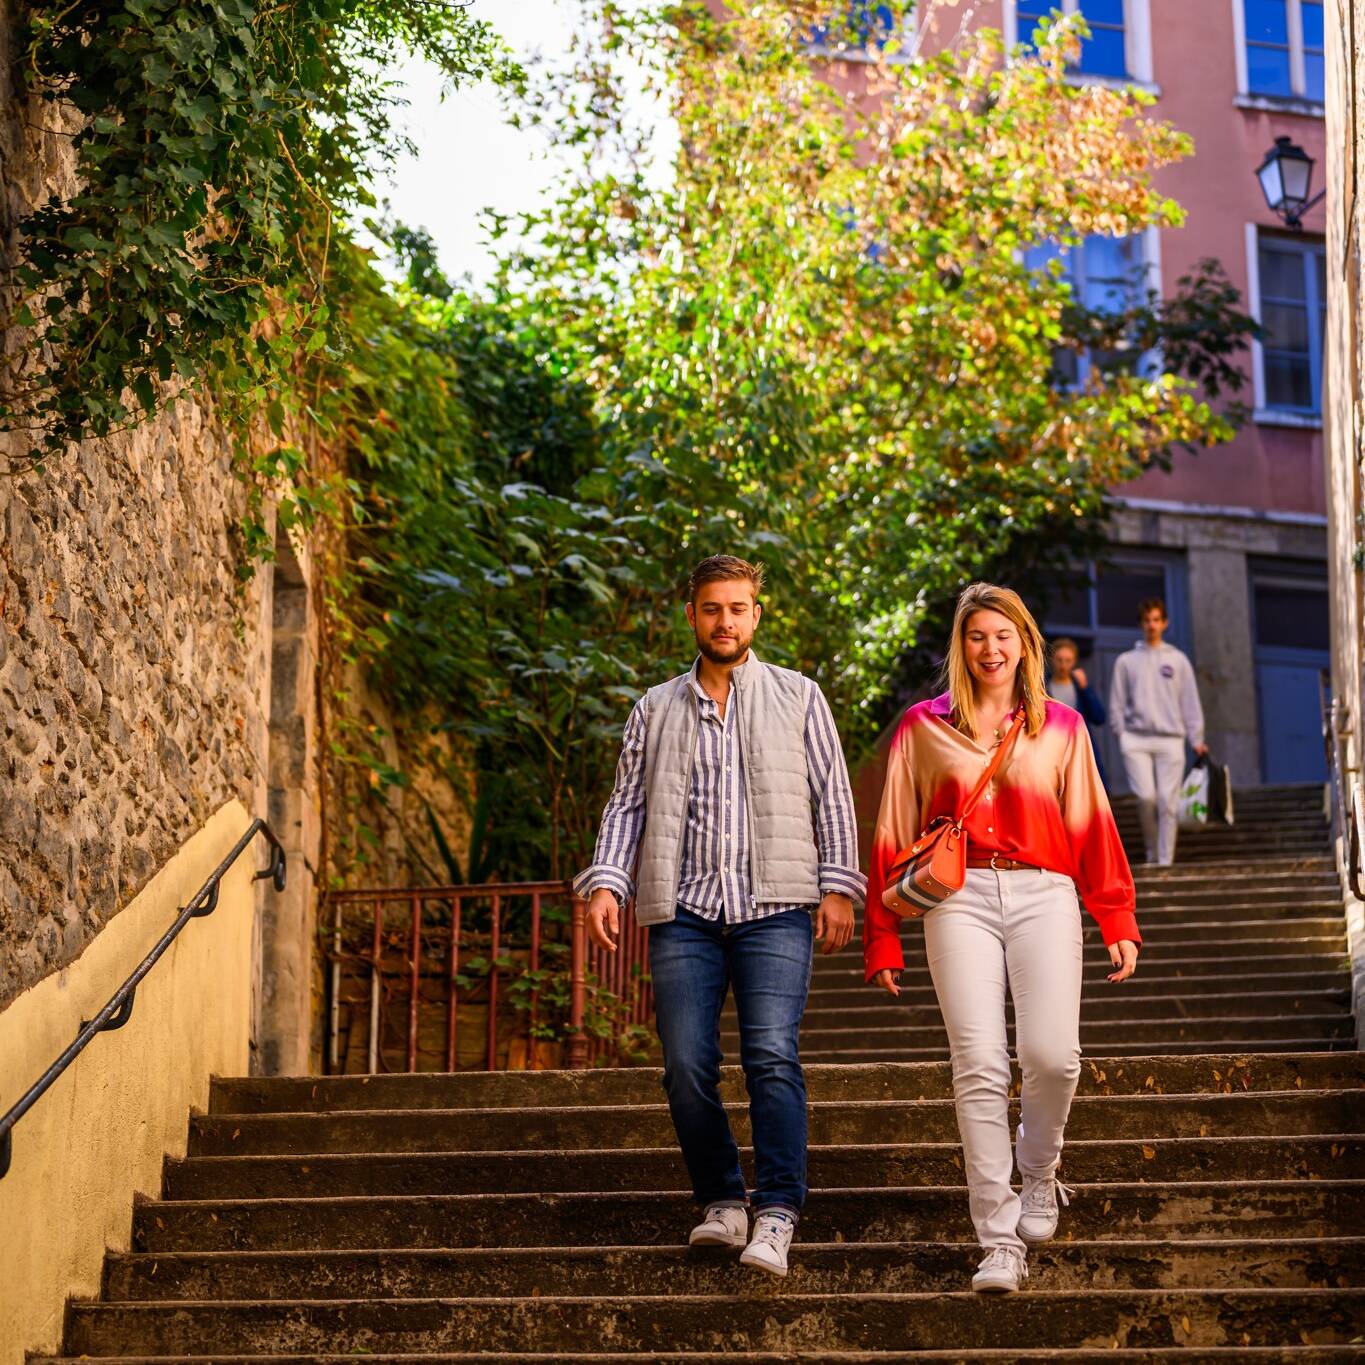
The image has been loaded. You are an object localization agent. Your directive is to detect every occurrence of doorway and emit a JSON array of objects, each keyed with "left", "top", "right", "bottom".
[{"left": 1251, "top": 562, "right": 1330, "bottom": 785}]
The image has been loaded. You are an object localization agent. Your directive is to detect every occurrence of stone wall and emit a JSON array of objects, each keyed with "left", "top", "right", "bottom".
[
  {"left": 1324, "top": 0, "right": 1365, "bottom": 1045},
  {"left": 0, "top": 0, "right": 462, "bottom": 1071},
  {"left": 0, "top": 2, "right": 308, "bottom": 1054},
  {"left": 0, "top": 414, "right": 276, "bottom": 1010}
]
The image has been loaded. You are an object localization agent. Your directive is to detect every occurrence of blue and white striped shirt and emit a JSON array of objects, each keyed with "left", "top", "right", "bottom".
[{"left": 574, "top": 657, "right": 867, "bottom": 923}]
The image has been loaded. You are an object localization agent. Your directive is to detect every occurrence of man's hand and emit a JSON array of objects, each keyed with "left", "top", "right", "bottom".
[
  {"left": 1107, "top": 939, "right": 1139, "bottom": 983},
  {"left": 1073, "top": 666, "right": 1088, "bottom": 690},
  {"left": 814, "top": 893, "right": 855, "bottom": 955},
  {"left": 1194, "top": 742, "right": 1209, "bottom": 757},
  {"left": 586, "top": 888, "right": 620, "bottom": 952}
]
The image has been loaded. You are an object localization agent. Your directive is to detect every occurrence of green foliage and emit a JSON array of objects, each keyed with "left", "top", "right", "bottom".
[
  {"left": 4, "top": 0, "right": 510, "bottom": 546},
  {"left": 349, "top": 3, "right": 1255, "bottom": 877}
]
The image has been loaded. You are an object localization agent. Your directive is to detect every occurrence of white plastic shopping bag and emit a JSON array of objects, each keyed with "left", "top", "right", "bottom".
[{"left": 1178, "top": 761, "right": 1210, "bottom": 828}]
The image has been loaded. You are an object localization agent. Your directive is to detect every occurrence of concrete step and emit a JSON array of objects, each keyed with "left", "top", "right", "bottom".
[
  {"left": 878, "top": 917, "right": 1348, "bottom": 943},
  {"left": 777, "top": 1016, "right": 1358, "bottom": 1054},
  {"left": 33, "top": 1352, "right": 1365, "bottom": 1364},
  {"left": 130, "top": 1181, "right": 1365, "bottom": 1252},
  {"left": 811, "top": 955, "right": 1352, "bottom": 986},
  {"left": 211, "top": 1053, "right": 1365, "bottom": 1113},
  {"left": 101, "top": 1235, "right": 1365, "bottom": 1302},
  {"left": 1126, "top": 846, "right": 1334, "bottom": 864},
  {"left": 1130, "top": 847, "right": 1334, "bottom": 867},
  {"left": 164, "top": 1134, "right": 1365, "bottom": 1200},
  {"left": 62, "top": 1289, "right": 1365, "bottom": 1354},
  {"left": 189, "top": 1090, "right": 1365, "bottom": 1157},
  {"left": 805, "top": 972, "right": 1354, "bottom": 1008},
  {"left": 1116, "top": 902, "right": 1347, "bottom": 922},
  {"left": 785, "top": 988, "right": 1354, "bottom": 1024},
  {"left": 799, "top": 1039, "right": 1360, "bottom": 1063}
]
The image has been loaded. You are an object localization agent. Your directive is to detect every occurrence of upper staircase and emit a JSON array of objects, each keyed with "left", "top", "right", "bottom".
[{"left": 38, "top": 783, "right": 1365, "bottom": 1360}]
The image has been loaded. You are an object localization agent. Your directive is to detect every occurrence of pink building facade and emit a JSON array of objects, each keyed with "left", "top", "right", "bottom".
[{"left": 811, "top": 1, "right": 1333, "bottom": 786}]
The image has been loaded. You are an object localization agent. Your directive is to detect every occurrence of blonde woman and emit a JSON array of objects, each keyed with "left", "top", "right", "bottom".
[{"left": 863, "top": 583, "right": 1139, "bottom": 1293}]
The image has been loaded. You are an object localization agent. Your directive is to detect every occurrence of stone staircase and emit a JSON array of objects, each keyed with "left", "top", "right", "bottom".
[{"left": 41, "top": 784, "right": 1365, "bottom": 1359}]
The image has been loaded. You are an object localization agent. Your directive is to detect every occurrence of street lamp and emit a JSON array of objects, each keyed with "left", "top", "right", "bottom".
[{"left": 1255, "top": 136, "right": 1326, "bottom": 230}]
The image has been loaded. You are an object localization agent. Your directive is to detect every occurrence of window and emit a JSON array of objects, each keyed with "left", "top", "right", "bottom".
[
  {"left": 808, "top": 3, "right": 909, "bottom": 54},
  {"left": 1024, "top": 232, "right": 1149, "bottom": 385},
  {"left": 1242, "top": 0, "right": 1325, "bottom": 104},
  {"left": 1017, "top": 0, "right": 1128, "bottom": 79},
  {"left": 1256, "top": 234, "right": 1326, "bottom": 413},
  {"left": 1253, "top": 573, "right": 1331, "bottom": 652},
  {"left": 1095, "top": 564, "right": 1168, "bottom": 630}
]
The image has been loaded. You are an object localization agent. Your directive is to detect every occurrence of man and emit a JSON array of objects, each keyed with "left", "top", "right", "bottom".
[
  {"left": 1046, "top": 636, "right": 1108, "bottom": 788},
  {"left": 575, "top": 554, "right": 865, "bottom": 1277},
  {"left": 1108, "top": 597, "right": 1207, "bottom": 866}
]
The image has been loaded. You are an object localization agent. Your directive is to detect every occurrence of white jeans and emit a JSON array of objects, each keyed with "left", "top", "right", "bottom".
[
  {"left": 1119, "top": 732, "right": 1186, "bottom": 865},
  {"left": 924, "top": 867, "right": 1084, "bottom": 1253}
]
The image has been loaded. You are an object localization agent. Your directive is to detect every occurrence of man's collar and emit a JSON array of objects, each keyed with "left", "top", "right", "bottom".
[{"left": 687, "top": 649, "right": 761, "bottom": 697}]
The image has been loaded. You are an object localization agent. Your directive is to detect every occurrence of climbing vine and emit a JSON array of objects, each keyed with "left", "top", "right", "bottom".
[{"left": 2, "top": 0, "right": 510, "bottom": 561}]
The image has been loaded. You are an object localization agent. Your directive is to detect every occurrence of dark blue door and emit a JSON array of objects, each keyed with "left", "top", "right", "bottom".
[{"left": 1251, "top": 568, "right": 1330, "bottom": 785}]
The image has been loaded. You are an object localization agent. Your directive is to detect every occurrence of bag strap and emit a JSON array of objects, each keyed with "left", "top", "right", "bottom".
[{"left": 957, "top": 705, "right": 1025, "bottom": 826}]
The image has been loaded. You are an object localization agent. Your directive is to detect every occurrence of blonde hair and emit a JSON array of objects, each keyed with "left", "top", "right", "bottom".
[{"left": 944, "top": 582, "right": 1048, "bottom": 741}]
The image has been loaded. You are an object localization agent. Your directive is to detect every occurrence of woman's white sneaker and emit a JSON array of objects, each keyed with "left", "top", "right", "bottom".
[
  {"left": 739, "top": 1210, "right": 796, "bottom": 1276},
  {"left": 972, "top": 1245, "right": 1028, "bottom": 1293},
  {"left": 688, "top": 1203, "right": 748, "bottom": 1248},
  {"left": 1016, "top": 1174, "right": 1073, "bottom": 1246}
]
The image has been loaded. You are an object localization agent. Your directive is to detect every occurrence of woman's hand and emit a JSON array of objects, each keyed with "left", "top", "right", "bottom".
[
  {"left": 871, "top": 968, "right": 901, "bottom": 997},
  {"left": 1107, "top": 939, "right": 1139, "bottom": 983}
]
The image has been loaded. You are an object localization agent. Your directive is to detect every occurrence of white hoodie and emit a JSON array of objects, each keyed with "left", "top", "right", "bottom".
[{"left": 1109, "top": 640, "right": 1205, "bottom": 748}]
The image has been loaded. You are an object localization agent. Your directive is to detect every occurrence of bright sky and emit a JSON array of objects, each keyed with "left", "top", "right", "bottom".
[{"left": 375, "top": 0, "right": 674, "bottom": 289}]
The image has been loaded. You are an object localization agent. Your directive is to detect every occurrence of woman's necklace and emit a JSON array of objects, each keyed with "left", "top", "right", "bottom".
[{"left": 986, "top": 706, "right": 1016, "bottom": 747}]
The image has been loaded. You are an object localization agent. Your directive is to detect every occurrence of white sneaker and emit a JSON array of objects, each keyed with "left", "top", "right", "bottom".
[
  {"left": 1016, "top": 1174, "right": 1073, "bottom": 1246},
  {"left": 688, "top": 1203, "right": 748, "bottom": 1248},
  {"left": 972, "top": 1245, "right": 1028, "bottom": 1293},
  {"left": 739, "top": 1209, "right": 796, "bottom": 1277}
]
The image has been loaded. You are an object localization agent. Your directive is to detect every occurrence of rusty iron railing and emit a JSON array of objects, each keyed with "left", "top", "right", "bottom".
[
  {"left": 572, "top": 892, "right": 655, "bottom": 1069},
  {"left": 323, "top": 881, "right": 653, "bottom": 1073}
]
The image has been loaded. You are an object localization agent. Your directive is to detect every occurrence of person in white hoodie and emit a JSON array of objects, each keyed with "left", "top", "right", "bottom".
[{"left": 1108, "top": 598, "right": 1207, "bottom": 866}]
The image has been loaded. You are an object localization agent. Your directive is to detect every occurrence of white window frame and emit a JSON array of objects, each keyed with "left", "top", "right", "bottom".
[
  {"left": 1003, "top": 0, "right": 1157, "bottom": 91},
  {"left": 1245, "top": 221, "right": 1327, "bottom": 428},
  {"left": 803, "top": 2, "right": 921, "bottom": 65},
  {"left": 1232, "top": 0, "right": 1326, "bottom": 115}
]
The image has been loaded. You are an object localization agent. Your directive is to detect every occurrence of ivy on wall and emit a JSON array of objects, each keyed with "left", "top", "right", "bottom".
[{"left": 3, "top": 0, "right": 510, "bottom": 562}]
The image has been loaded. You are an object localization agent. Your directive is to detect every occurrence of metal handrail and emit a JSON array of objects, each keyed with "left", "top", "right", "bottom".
[
  {"left": 1319, "top": 670, "right": 1365, "bottom": 903},
  {"left": 0, "top": 818, "right": 286, "bottom": 1181}
]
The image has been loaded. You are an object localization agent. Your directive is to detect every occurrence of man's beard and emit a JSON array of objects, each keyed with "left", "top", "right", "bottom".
[{"left": 696, "top": 631, "right": 751, "bottom": 665}]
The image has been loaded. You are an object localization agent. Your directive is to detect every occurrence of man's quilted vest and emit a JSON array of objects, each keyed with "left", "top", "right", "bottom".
[{"left": 632, "top": 652, "right": 821, "bottom": 925}]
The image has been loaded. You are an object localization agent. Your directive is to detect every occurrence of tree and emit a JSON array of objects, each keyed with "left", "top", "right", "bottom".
[{"left": 354, "top": 2, "right": 1254, "bottom": 876}]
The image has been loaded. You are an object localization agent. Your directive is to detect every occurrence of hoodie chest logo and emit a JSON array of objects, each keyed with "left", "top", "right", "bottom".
[{"left": 1160, "top": 664, "right": 1176, "bottom": 680}]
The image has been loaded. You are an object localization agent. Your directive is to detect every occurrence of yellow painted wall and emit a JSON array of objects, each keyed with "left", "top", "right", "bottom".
[{"left": 0, "top": 801, "right": 261, "bottom": 1362}]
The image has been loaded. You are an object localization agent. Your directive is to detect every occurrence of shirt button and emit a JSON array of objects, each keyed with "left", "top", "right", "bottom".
[
  {"left": 725, "top": 832, "right": 731, "bottom": 840},
  {"left": 987, "top": 826, "right": 994, "bottom": 833}
]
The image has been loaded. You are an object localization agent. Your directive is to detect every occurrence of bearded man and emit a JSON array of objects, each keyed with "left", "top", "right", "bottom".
[{"left": 574, "top": 554, "right": 865, "bottom": 1277}]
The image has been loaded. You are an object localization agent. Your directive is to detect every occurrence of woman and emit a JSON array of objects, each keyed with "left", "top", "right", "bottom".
[{"left": 864, "top": 583, "right": 1139, "bottom": 1293}]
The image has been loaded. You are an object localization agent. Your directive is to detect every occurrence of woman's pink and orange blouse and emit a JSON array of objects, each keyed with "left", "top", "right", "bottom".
[{"left": 863, "top": 692, "right": 1139, "bottom": 983}]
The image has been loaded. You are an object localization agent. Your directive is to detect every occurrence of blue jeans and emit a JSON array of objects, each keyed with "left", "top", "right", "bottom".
[{"left": 648, "top": 906, "right": 814, "bottom": 1217}]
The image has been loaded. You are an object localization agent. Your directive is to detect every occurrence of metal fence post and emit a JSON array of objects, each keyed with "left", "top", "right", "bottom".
[{"left": 565, "top": 894, "right": 589, "bottom": 1069}]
